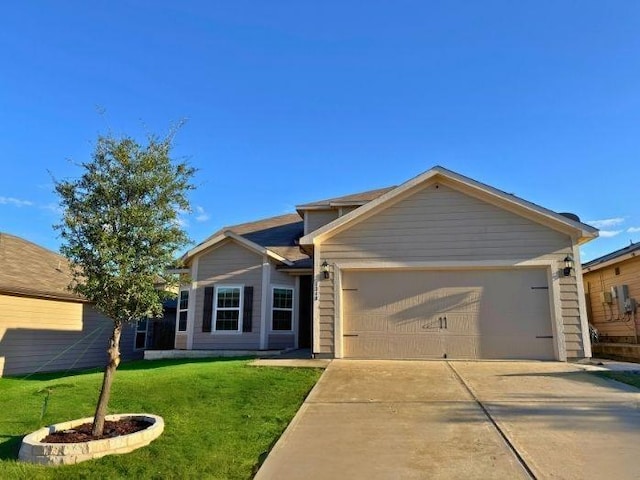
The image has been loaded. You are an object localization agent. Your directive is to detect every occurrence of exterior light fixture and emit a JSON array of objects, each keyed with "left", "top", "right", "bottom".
[
  {"left": 563, "top": 254, "right": 574, "bottom": 277},
  {"left": 321, "top": 260, "right": 330, "bottom": 279}
]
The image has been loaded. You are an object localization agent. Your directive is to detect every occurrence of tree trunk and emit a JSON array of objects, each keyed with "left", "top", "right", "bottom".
[{"left": 92, "top": 320, "right": 123, "bottom": 437}]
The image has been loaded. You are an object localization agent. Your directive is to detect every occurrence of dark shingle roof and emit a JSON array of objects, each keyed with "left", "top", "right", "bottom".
[
  {"left": 296, "top": 186, "right": 396, "bottom": 209},
  {"left": 583, "top": 242, "right": 640, "bottom": 269},
  {"left": 0, "top": 232, "right": 82, "bottom": 301},
  {"left": 195, "top": 213, "right": 309, "bottom": 263}
]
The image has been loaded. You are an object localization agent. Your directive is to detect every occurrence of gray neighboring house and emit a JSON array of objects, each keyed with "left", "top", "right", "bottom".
[
  {"left": 176, "top": 166, "right": 598, "bottom": 361},
  {"left": 0, "top": 233, "right": 143, "bottom": 377}
]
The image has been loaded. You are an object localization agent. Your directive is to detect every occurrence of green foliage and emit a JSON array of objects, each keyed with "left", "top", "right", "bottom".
[
  {"left": 0, "top": 359, "right": 322, "bottom": 479},
  {"left": 54, "top": 128, "right": 195, "bottom": 323},
  {"left": 597, "top": 371, "right": 640, "bottom": 389}
]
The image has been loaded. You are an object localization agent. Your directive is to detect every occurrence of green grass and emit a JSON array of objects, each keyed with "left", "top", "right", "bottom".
[
  {"left": 0, "top": 358, "right": 322, "bottom": 479},
  {"left": 596, "top": 371, "right": 640, "bottom": 389}
]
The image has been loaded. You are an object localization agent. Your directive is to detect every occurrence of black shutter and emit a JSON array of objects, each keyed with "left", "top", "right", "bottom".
[
  {"left": 203, "top": 286, "right": 214, "bottom": 332},
  {"left": 243, "top": 286, "right": 253, "bottom": 332}
]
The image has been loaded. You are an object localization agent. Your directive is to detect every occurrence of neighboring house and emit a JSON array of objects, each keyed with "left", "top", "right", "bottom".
[
  {"left": 582, "top": 242, "right": 640, "bottom": 343},
  {"left": 0, "top": 233, "right": 144, "bottom": 377},
  {"left": 177, "top": 166, "right": 598, "bottom": 361}
]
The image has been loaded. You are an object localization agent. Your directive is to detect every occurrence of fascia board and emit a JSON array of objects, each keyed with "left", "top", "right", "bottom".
[
  {"left": 182, "top": 231, "right": 293, "bottom": 266},
  {"left": 583, "top": 251, "right": 640, "bottom": 273}
]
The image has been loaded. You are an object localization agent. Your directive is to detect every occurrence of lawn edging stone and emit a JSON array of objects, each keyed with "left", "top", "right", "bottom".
[{"left": 18, "top": 413, "right": 164, "bottom": 466}]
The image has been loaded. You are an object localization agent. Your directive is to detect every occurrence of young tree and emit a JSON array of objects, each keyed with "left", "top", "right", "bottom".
[{"left": 55, "top": 128, "right": 195, "bottom": 436}]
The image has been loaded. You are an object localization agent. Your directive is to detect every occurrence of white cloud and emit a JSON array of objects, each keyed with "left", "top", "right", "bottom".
[
  {"left": 195, "top": 206, "right": 210, "bottom": 222},
  {"left": 599, "top": 230, "right": 623, "bottom": 238},
  {"left": 174, "top": 217, "right": 189, "bottom": 228},
  {"left": 42, "top": 203, "right": 63, "bottom": 215},
  {"left": 587, "top": 217, "right": 625, "bottom": 228},
  {"left": 627, "top": 227, "right": 640, "bottom": 233},
  {"left": 0, "top": 196, "right": 34, "bottom": 207}
]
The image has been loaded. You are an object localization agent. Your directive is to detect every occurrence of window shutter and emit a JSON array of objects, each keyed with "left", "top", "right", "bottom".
[
  {"left": 203, "top": 286, "right": 214, "bottom": 332},
  {"left": 242, "top": 286, "right": 253, "bottom": 332}
]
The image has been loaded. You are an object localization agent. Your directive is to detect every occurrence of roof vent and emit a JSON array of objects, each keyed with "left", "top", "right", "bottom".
[{"left": 559, "top": 212, "right": 580, "bottom": 222}]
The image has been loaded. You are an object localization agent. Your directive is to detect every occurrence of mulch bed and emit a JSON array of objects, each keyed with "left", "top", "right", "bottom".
[{"left": 42, "top": 418, "right": 152, "bottom": 443}]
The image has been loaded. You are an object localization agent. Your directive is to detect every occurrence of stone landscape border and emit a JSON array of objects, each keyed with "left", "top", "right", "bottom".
[{"left": 19, "top": 413, "right": 164, "bottom": 466}]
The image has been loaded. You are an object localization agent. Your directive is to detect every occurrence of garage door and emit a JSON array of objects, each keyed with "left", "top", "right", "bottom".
[{"left": 342, "top": 269, "right": 555, "bottom": 360}]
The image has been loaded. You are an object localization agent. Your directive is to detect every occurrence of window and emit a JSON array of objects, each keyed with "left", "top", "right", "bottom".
[
  {"left": 272, "top": 287, "right": 294, "bottom": 331},
  {"left": 134, "top": 319, "right": 148, "bottom": 350},
  {"left": 177, "top": 290, "right": 189, "bottom": 332},
  {"left": 214, "top": 286, "right": 243, "bottom": 332}
]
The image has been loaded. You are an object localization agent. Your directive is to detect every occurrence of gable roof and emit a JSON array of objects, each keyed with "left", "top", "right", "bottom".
[
  {"left": 183, "top": 213, "right": 308, "bottom": 265},
  {"left": 583, "top": 242, "right": 640, "bottom": 273},
  {"left": 0, "top": 232, "right": 82, "bottom": 302},
  {"left": 300, "top": 166, "right": 599, "bottom": 246},
  {"left": 296, "top": 186, "right": 396, "bottom": 210}
]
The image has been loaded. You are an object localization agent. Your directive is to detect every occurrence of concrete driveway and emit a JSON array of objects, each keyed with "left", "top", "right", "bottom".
[{"left": 255, "top": 360, "right": 640, "bottom": 480}]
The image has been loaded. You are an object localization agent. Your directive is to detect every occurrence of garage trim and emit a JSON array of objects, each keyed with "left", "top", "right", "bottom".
[{"left": 333, "top": 259, "right": 566, "bottom": 361}]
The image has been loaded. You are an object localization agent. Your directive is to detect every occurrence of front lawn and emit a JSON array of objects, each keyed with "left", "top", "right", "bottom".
[
  {"left": 0, "top": 358, "right": 322, "bottom": 479},
  {"left": 597, "top": 371, "right": 640, "bottom": 389}
]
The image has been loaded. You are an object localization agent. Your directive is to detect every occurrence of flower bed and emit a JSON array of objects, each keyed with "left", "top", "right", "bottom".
[{"left": 19, "top": 413, "right": 164, "bottom": 466}]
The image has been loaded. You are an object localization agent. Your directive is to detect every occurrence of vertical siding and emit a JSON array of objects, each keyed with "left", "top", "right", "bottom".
[
  {"left": 317, "top": 183, "right": 584, "bottom": 358},
  {"left": 192, "top": 240, "right": 263, "bottom": 349},
  {"left": 0, "top": 294, "right": 141, "bottom": 377},
  {"left": 583, "top": 256, "right": 640, "bottom": 342},
  {"left": 305, "top": 210, "right": 339, "bottom": 235},
  {"left": 267, "top": 265, "right": 296, "bottom": 350}
]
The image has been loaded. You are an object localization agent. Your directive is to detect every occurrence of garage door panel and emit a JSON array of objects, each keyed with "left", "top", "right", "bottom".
[
  {"left": 476, "top": 335, "right": 555, "bottom": 359},
  {"left": 388, "top": 334, "right": 443, "bottom": 358},
  {"left": 387, "top": 314, "right": 442, "bottom": 334},
  {"left": 345, "top": 313, "right": 387, "bottom": 333},
  {"left": 342, "top": 269, "right": 554, "bottom": 360},
  {"left": 443, "top": 335, "right": 479, "bottom": 359},
  {"left": 441, "top": 313, "right": 480, "bottom": 335},
  {"left": 343, "top": 335, "right": 388, "bottom": 358}
]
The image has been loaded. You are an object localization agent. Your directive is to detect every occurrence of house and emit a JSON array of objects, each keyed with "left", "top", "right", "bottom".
[
  {"left": 582, "top": 242, "right": 640, "bottom": 347},
  {"left": 176, "top": 166, "right": 598, "bottom": 360},
  {"left": 0, "top": 233, "right": 144, "bottom": 377}
]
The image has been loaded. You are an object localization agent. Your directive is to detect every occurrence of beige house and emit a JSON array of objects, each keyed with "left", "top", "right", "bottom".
[
  {"left": 177, "top": 166, "right": 598, "bottom": 360},
  {"left": 582, "top": 242, "right": 640, "bottom": 344},
  {"left": 0, "top": 233, "right": 142, "bottom": 377}
]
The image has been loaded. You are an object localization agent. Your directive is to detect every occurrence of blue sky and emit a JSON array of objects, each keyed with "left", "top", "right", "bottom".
[{"left": 1, "top": 1, "right": 639, "bottom": 262}]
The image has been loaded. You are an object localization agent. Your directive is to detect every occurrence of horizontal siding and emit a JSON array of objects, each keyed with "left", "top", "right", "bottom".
[
  {"left": 0, "top": 295, "right": 140, "bottom": 377},
  {"left": 317, "top": 183, "right": 584, "bottom": 358},
  {"left": 192, "top": 240, "right": 263, "bottom": 350},
  {"left": 324, "top": 185, "right": 570, "bottom": 262},
  {"left": 583, "top": 255, "right": 640, "bottom": 342},
  {"left": 305, "top": 210, "right": 339, "bottom": 235}
]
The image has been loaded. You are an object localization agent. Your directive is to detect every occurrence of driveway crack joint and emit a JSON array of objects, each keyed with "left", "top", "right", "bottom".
[{"left": 446, "top": 362, "right": 537, "bottom": 480}]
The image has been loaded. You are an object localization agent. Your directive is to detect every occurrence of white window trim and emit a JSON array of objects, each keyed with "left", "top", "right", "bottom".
[
  {"left": 134, "top": 319, "right": 148, "bottom": 351},
  {"left": 270, "top": 285, "right": 295, "bottom": 333},
  {"left": 213, "top": 284, "right": 244, "bottom": 334},
  {"left": 176, "top": 289, "right": 189, "bottom": 334}
]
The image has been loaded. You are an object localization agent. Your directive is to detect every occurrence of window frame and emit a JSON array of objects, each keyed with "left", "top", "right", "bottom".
[
  {"left": 134, "top": 318, "right": 148, "bottom": 350},
  {"left": 271, "top": 285, "right": 294, "bottom": 332},
  {"left": 212, "top": 284, "right": 244, "bottom": 334},
  {"left": 176, "top": 289, "right": 189, "bottom": 333}
]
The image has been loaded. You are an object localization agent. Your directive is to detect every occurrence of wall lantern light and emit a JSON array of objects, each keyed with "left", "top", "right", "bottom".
[
  {"left": 321, "top": 260, "right": 330, "bottom": 279},
  {"left": 563, "top": 254, "right": 574, "bottom": 277}
]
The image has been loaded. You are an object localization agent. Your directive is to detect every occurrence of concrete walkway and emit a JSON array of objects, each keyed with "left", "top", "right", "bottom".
[{"left": 255, "top": 360, "right": 640, "bottom": 480}]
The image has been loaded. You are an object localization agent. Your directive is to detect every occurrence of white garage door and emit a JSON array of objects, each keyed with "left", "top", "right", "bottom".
[{"left": 342, "top": 269, "right": 555, "bottom": 360}]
